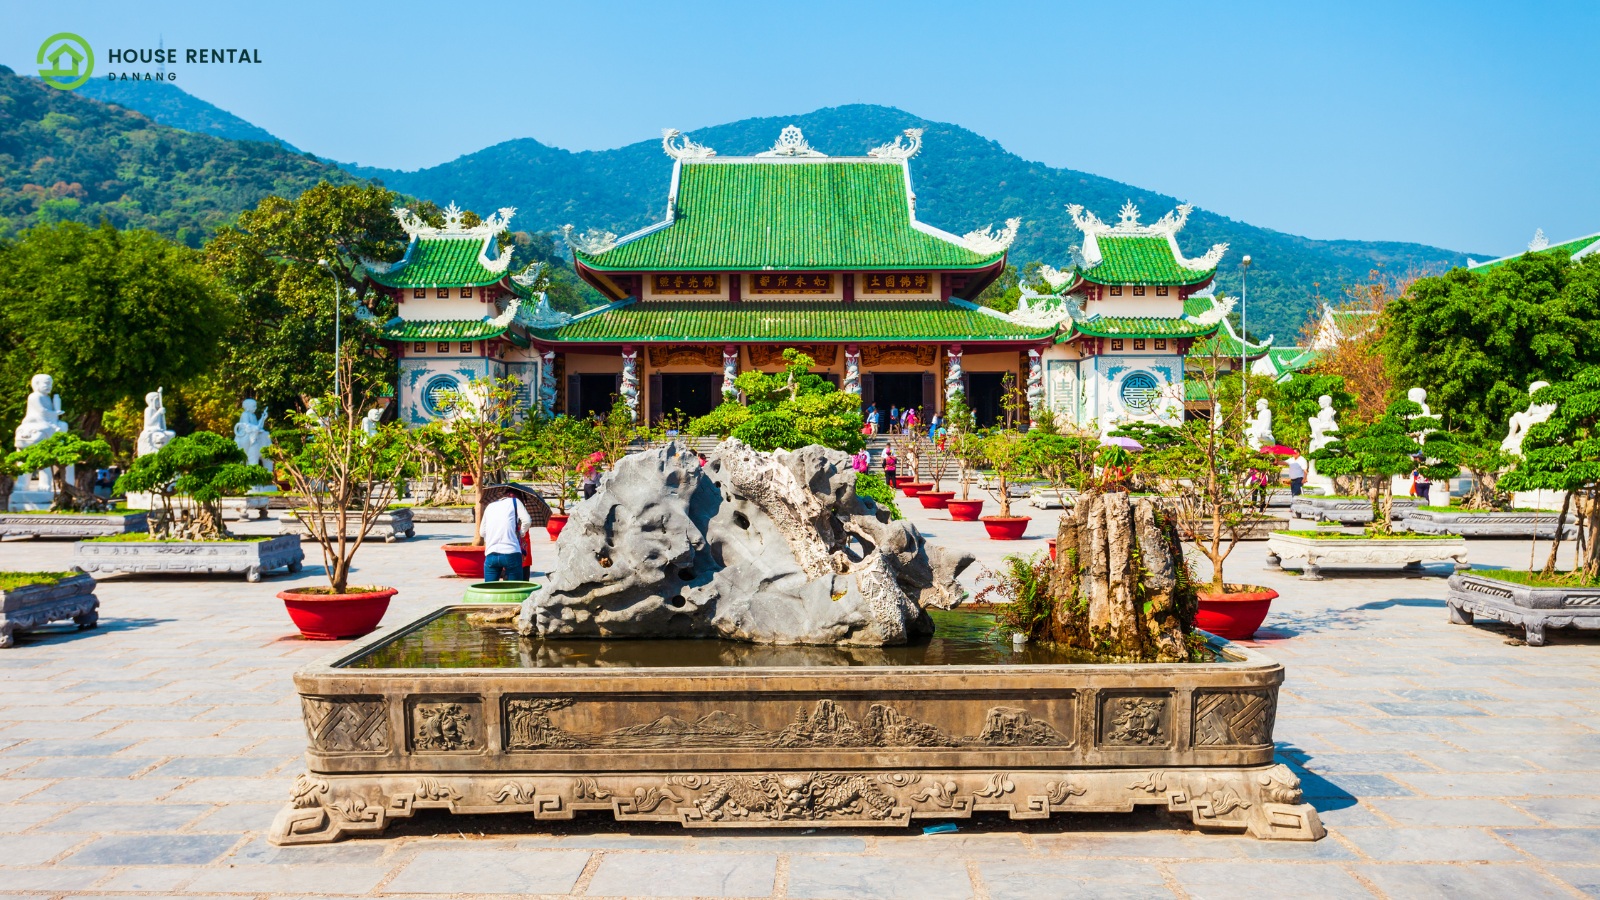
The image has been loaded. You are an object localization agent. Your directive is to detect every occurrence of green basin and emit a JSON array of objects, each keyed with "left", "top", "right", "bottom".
[{"left": 461, "top": 581, "right": 540, "bottom": 604}]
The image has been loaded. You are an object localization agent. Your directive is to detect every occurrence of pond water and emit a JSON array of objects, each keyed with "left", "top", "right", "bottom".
[{"left": 343, "top": 608, "right": 1219, "bottom": 669}]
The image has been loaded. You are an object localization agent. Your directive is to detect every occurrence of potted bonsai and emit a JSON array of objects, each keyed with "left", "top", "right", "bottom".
[
  {"left": 897, "top": 430, "right": 932, "bottom": 498},
  {"left": 944, "top": 394, "right": 986, "bottom": 521},
  {"left": 433, "top": 376, "right": 532, "bottom": 576},
  {"left": 978, "top": 427, "right": 1031, "bottom": 539},
  {"left": 917, "top": 426, "right": 957, "bottom": 510},
  {"left": 514, "top": 413, "right": 600, "bottom": 540},
  {"left": 79, "top": 432, "right": 296, "bottom": 582},
  {"left": 268, "top": 363, "right": 415, "bottom": 639},
  {"left": 1021, "top": 425, "right": 1110, "bottom": 557}
]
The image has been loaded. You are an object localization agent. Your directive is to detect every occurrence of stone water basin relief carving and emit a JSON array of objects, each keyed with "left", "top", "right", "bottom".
[
  {"left": 301, "top": 697, "right": 389, "bottom": 753},
  {"left": 1099, "top": 694, "right": 1172, "bottom": 747},
  {"left": 503, "top": 696, "right": 1073, "bottom": 751},
  {"left": 409, "top": 698, "right": 483, "bottom": 752},
  {"left": 1193, "top": 690, "right": 1276, "bottom": 748}
]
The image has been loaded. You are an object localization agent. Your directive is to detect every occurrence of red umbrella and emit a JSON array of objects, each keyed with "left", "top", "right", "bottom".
[{"left": 1261, "top": 444, "right": 1298, "bottom": 456}]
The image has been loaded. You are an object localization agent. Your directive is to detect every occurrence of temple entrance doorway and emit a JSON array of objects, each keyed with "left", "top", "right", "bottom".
[
  {"left": 573, "top": 374, "right": 618, "bottom": 419},
  {"left": 871, "top": 374, "right": 925, "bottom": 428},
  {"left": 967, "top": 372, "right": 1007, "bottom": 427},
  {"left": 659, "top": 373, "right": 721, "bottom": 419}
]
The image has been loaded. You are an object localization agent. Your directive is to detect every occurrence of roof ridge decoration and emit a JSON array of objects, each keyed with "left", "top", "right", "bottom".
[
  {"left": 962, "top": 217, "right": 1020, "bottom": 254},
  {"left": 1038, "top": 264, "right": 1074, "bottom": 290},
  {"left": 867, "top": 128, "right": 923, "bottom": 160},
  {"left": 662, "top": 128, "right": 716, "bottom": 161},
  {"left": 756, "top": 125, "right": 826, "bottom": 158},
  {"left": 1067, "top": 201, "right": 1228, "bottom": 272},
  {"left": 394, "top": 202, "right": 515, "bottom": 240},
  {"left": 1183, "top": 292, "right": 1235, "bottom": 327},
  {"left": 484, "top": 297, "right": 520, "bottom": 329},
  {"left": 1528, "top": 228, "right": 1549, "bottom": 251},
  {"left": 561, "top": 224, "right": 618, "bottom": 255},
  {"left": 1010, "top": 282, "right": 1081, "bottom": 328}
]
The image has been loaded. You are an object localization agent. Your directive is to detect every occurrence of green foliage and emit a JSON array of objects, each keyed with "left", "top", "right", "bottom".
[
  {"left": 1499, "top": 370, "right": 1600, "bottom": 580},
  {"left": 685, "top": 402, "right": 751, "bottom": 438},
  {"left": 0, "top": 571, "right": 75, "bottom": 591},
  {"left": 1020, "top": 429, "right": 1103, "bottom": 502},
  {"left": 988, "top": 552, "right": 1056, "bottom": 639},
  {"left": 852, "top": 472, "right": 902, "bottom": 520},
  {"left": 5, "top": 433, "right": 111, "bottom": 511},
  {"left": 1310, "top": 398, "right": 1460, "bottom": 534},
  {"left": 1455, "top": 438, "right": 1517, "bottom": 511},
  {"left": 979, "top": 428, "right": 1030, "bottom": 518},
  {"left": 1381, "top": 253, "right": 1600, "bottom": 441},
  {"left": 512, "top": 414, "right": 601, "bottom": 515},
  {"left": 0, "top": 222, "right": 232, "bottom": 440},
  {"left": 692, "top": 350, "right": 865, "bottom": 453},
  {"left": 110, "top": 431, "right": 268, "bottom": 541}
]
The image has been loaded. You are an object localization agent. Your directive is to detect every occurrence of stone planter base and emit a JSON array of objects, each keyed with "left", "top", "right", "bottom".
[
  {"left": 0, "top": 511, "right": 147, "bottom": 540},
  {"left": 1446, "top": 572, "right": 1600, "bottom": 646},
  {"left": 1266, "top": 533, "right": 1469, "bottom": 580},
  {"left": 72, "top": 534, "right": 304, "bottom": 582},
  {"left": 1180, "top": 516, "right": 1289, "bottom": 542},
  {"left": 1290, "top": 498, "right": 1418, "bottom": 524},
  {"left": 123, "top": 493, "right": 271, "bottom": 521},
  {"left": 278, "top": 509, "right": 415, "bottom": 542},
  {"left": 1406, "top": 510, "right": 1577, "bottom": 539},
  {"left": 403, "top": 506, "right": 476, "bottom": 523},
  {"left": 1, "top": 571, "right": 98, "bottom": 648}
]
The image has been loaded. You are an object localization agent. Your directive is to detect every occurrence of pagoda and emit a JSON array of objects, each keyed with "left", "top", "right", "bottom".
[
  {"left": 359, "top": 204, "right": 550, "bottom": 425},
  {"left": 531, "top": 126, "right": 1053, "bottom": 426}
]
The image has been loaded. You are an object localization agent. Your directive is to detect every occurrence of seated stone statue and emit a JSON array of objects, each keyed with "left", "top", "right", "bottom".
[
  {"left": 234, "top": 399, "right": 273, "bottom": 472},
  {"left": 135, "top": 388, "right": 176, "bottom": 457},
  {"left": 13, "top": 373, "right": 70, "bottom": 494},
  {"left": 1308, "top": 395, "right": 1339, "bottom": 452},
  {"left": 1501, "top": 381, "right": 1555, "bottom": 456},
  {"left": 361, "top": 408, "right": 383, "bottom": 437},
  {"left": 1246, "top": 398, "right": 1274, "bottom": 450}
]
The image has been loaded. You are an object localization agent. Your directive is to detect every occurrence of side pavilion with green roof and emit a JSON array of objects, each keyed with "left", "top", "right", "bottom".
[
  {"left": 536, "top": 125, "right": 1048, "bottom": 426},
  {"left": 1028, "top": 201, "right": 1231, "bottom": 433}
]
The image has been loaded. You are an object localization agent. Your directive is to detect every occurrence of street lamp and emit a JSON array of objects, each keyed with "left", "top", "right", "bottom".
[
  {"left": 317, "top": 258, "right": 354, "bottom": 397},
  {"left": 1239, "top": 254, "right": 1252, "bottom": 431}
]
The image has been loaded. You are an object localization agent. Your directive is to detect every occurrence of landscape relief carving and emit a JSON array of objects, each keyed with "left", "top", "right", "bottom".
[
  {"left": 648, "top": 344, "right": 723, "bottom": 368},
  {"left": 502, "top": 696, "right": 1072, "bottom": 751},
  {"left": 861, "top": 344, "right": 938, "bottom": 367}
]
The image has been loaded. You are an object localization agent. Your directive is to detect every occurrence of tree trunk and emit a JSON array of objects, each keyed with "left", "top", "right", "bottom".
[{"left": 1542, "top": 491, "right": 1573, "bottom": 578}]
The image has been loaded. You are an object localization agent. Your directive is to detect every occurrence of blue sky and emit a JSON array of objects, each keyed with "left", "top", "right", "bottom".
[{"left": 5, "top": 0, "right": 1596, "bottom": 254}]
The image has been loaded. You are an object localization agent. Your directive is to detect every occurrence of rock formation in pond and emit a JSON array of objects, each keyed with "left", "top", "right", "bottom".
[
  {"left": 516, "top": 439, "right": 975, "bottom": 646},
  {"left": 1041, "top": 491, "right": 1197, "bottom": 661}
]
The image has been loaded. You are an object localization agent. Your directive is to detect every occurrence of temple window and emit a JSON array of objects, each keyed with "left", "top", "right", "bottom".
[
  {"left": 436, "top": 288, "right": 449, "bottom": 298},
  {"left": 1134, "top": 339, "right": 1146, "bottom": 350},
  {"left": 1133, "top": 286, "right": 1146, "bottom": 296},
  {"left": 436, "top": 342, "right": 448, "bottom": 353},
  {"left": 1156, "top": 286, "right": 1170, "bottom": 296},
  {"left": 412, "top": 288, "right": 425, "bottom": 298},
  {"left": 1155, "top": 339, "right": 1167, "bottom": 350},
  {"left": 1110, "top": 285, "right": 1123, "bottom": 296},
  {"left": 1111, "top": 339, "right": 1124, "bottom": 351},
  {"left": 461, "top": 287, "right": 473, "bottom": 298}
]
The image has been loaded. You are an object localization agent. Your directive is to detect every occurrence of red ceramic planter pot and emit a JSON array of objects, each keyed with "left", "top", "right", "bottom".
[
  {"left": 442, "top": 535, "right": 532, "bottom": 578},
  {"left": 981, "top": 516, "right": 1031, "bottom": 540},
  {"left": 899, "top": 482, "right": 932, "bottom": 498},
  {"left": 946, "top": 499, "right": 984, "bottom": 521},
  {"left": 1047, "top": 537, "right": 1057, "bottom": 560},
  {"left": 1195, "top": 586, "right": 1280, "bottom": 640},
  {"left": 546, "top": 513, "right": 570, "bottom": 541},
  {"left": 277, "top": 586, "right": 396, "bottom": 640},
  {"left": 918, "top": 490, "right": 955, "bottom": 510}
]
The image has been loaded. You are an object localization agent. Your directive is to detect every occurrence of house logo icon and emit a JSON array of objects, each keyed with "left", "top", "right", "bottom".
[{"left": 38, "top": 33, "right": 94, "bottom": 90}]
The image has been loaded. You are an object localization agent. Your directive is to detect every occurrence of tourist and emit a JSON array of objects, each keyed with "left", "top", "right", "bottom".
[
  {"left": 1246, "top": 467, "right": 1269, "bottom": 512},
  {"left": 889, "top": 405, "right": 900, "bottom": 434},
  {"left": 579, "top": 451, "right": 604, "bottom": 500},
  {"left": 1410, "top": 454, "right": 1432, "bottom": 504},
  {"left": 479, "top": 485, "right": 531, "bottom": 582},
  {"left": 852, "top": 448, "right": 871, "bottom": 474},
  {"left": 696, "top": 452, "right": 708, "bottom": 467},
  {"left": 1285, "top": 453, "right": 1306, "bottom": 496},
  {"left": 905, "top": 407, "right": 919, "bottom": 435},
  {"left": 883, "top": 444, "right": 897, "bottom": 487},
  {"left": 866, "top": 404, "right": 880, "bottom": 435}
]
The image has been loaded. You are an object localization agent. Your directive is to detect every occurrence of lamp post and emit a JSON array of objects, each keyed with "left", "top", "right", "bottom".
[
  {"left": 318, "top": 258, "right": 346, "bottom": 397},
  {"left": 1239, "top": 254, "right": 1252, "bottom": 431}
]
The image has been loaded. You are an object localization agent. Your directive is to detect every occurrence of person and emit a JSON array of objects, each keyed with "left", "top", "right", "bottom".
[
  {"left": 852, "top": 448, "right": 871, "bottom": 474},
  {"left": 1246, "top": 467, "right": 1269, "bottom": 512},
  {"left": 479, "top": 485, "right": 531, "bottom": 582},
  {"left": 889, "top": 406, "right": 900, "bottom": 435},
  {"left": 905, "top": 407, "right": 919, "bottom": 435},
  {"left": 696, "top": 452, "right": 708, "bottom": 467},
  {"left": 1285, "top": 454, "right": 1306, "bottom": 497},
  {"left": 866, "top": 404, "right": 879, "bottom": 435},
  {"left": 935, "top": 425, "right": 948, "bottom": 451},
  {"left": 883, "top": 444, "right": 898, "bottom": 487},
  {"left": 579, "top": 451, "right": 604, "bottom": 500},
  {"left": 1411, "top": 454, "right": 1432, "bottom": 505}
]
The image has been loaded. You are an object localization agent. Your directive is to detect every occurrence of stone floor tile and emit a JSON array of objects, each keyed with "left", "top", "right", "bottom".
[
  {"left": 874, "top": 833, "right": 1029, "bottom": 855},
  {"left": 1398, "top": 772, "right": 1578, "bottom": 797},
  {"left": 160, "top": 776, "right": 287, "bottom": 803},
  {"left": 19, "top": 757, "right": 157, "bottom": 778},
  {"left": 114, "top": 737, "right": 259, "bottom": 757},
  {"left": 787, "top": 854, "right": 975, "bottom": 900},
  {"left": 1390, "top": 688, "right": 1498, "bottom": 702},
  {"left": 28, "top": 776, "right": 185, "bottom": 804},
  {"left": 185, "top": 863, "right": 392, "bottom": 894},
  {"left": 516, "top": 834, "right": 713, "bottom": 850},
  {"left": 1168, "top": 861, "right": 1373, "bottom": 899},
  {"left": 1311, "top": 803, "right": 1386, "bottom": 827},
  {"left": 978, "top": 858, "right": 1172, "bottom": 900},
  {"left": 1033, "top": 832, "right": 1240, "bottom": 858},
  {"left": 1551, "top": 866, "right": 1600, "bottom": 898},
  {"left": 0, "top": 867, "right": 110, "bottom": 891},
  {"left": 1493, "top": 827, "right": 1600, "bottom": 863},
  {"left": 1356, "top": 717, "right": 1468, "bottom": 733},
  {"left": 694, "top": 836, "right": 869, "bottom": 854},
  {"left": 6, "top": 739, "right": 134, "bottom": 757},
  {"left": 1296, "top": 772, "right": 1414, "bottom": 798},
  {"left": 186, "top": 802, "right": 281, "bottom": 833},
  {"left": 1370, "top": 701, "right": 1487, "bottom": 717},
  {"left": 148, "top": 755, "right": 287, "bottom": 777},
  {"left": 95, "top": 864, "right": 204, "bottom": 891},
  {"left": 62, "top": 833, "right": 238, "bottom": 866},
  {"left": 1356, "top": 863, "right": 1573, "bottom": 898},
  {"left": 0, "top": 833, "right": 90, "bottom": 865},
  {"left": 0, "top": 803, "right": 65, "bottom": 833},
  {"left": 0, "top": 779, "right": 54, "bottom": 802},
  {"left": 1338, "top": 826, "right": 1521, "bottom": 861},
  {"left": 1233, "top": 835, "right": 1359, "bottom": 859},
  {"left": 1370, "top": 798, "right": 1541, "bottom": 826},
  {"left": 226, "top": 834, "right": 391, "bottom": 864},
  {"left": 1512, "top": 797, "right": 1600, "bottom": 826},
  {"left": 39, "top": 802, "right": 211, "bottom": 833},
  {"left": 1292, "top": 752, "right": 1435, "bottom": 773},
  {"left": 587, "top": 850, "right": 777, "bottom": 898}
]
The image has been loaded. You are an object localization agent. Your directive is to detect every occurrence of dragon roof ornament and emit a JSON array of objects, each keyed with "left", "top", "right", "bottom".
[
  {"left": 1184, "top": 292, "right": 1236, "bottom": 327},
  {"left": 1038, "top": 263, "right": 1074, "bottom": 289},
  {"left": 867, "top": 128, "right": 924, "bottom": 160},
  {"left": 962, "top": 217, "right": 1020, "bottom": 254},
  {"left": 661, "top": 128, "right": 716, "bottom": 161},
  {"left": 483, "top": 297, "right": 520, "bottom": 329},
  {"left": 1068, "top": 200, "right": 1226, "bottom": 273},
  {"left": 393, "top": 202, "right": 515, "bottom": 239},
  {"left": 562, "top": 224, "right": 618, "bottom": 256},
  {"left": 756, "top": 125, "right": 826, "bottom": 158},
  {"left": 514, "top": 292, "right": 574, "bottom": 330},
  {"left": 1009, "top": 282, "right": 1080, "bottom": 328}
]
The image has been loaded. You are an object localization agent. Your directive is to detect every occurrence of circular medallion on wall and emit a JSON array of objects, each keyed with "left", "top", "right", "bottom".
[
  {"left": 421, "top": 374, "right": 461, "bottom": 418},
  {"left": 1119, "top": 371, "right": 1162, "bottom": 414}
]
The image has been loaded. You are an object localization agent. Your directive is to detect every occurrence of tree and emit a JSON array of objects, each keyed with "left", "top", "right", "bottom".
[
  {"left": 0, "top": 222, "right": 233, "bottom": 446},
  {"left": 5, "top": 433, "right": 110, "bottom": 511},
  {"left": 114, "top": 432, "right": 270, "bottom": 540},
  {"left": 1309, "top": 397, "right": 1459, "bottom": 534},
  {"left": 514, "top": 414, "right": 600, "bottom": 516},
  {"left": 688, "top": 350, "right": 864, "bottom": 453},
  {"left": 267, "top": 360, "right": 415, "bottom": 593},
  {"left": 1303, "top": 267, "right": 1419, "bottom": 422},
  {"left": 1500, "top": 370, "right": 1600, "bottom": 580},
  {"left": 979, "top": 428, "right": 1030, "bottom": 518},
  {"left": 434, "top": 376, "right": 524, "bottom": 546},
  {"left": 1381, "top": 253, "right": 1600, "bottom": 441},
  {"left": 1455, "top": 439, "right": 1517, "bottom": 512},
  {"left": 1271, "top": 374, "right": 1356, "bottom": 454},
  {"left": 1021, "top": 429, "right": 1102, "bottom": 509}
]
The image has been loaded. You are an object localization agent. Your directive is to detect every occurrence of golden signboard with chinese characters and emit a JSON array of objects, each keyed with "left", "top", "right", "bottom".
[
  {"left": 860, "top": 272, "right": 932, "bottom": 294},
  {"left": 652, "top": 273, "right": 720, "bottom": 295},
  {"left": 747, "top": 273, "right": 833, "bottom": 295}
]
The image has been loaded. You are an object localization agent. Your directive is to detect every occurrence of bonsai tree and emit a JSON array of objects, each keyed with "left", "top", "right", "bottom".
[
  {"left": 410, "top": 420, "right": 468, "bottom": 507},
  {"left": 1455, "top": 438, "right": 1516, "bottom": 512},
  {"left": 1310, "top": 396, "right": 1459, "bottom": 534},
  {"left": 5, "top": 433, "right": 111, "bottom": 511},
  {"left": 596, "top": 399, "right": 648, "bottom": 466},
  {"left": 435, "top": 375, "right": 523, "bottom": 545},
  {"left": 1500, "top": 370, "right": 1600, "bottom": 580},
  {"left": 687, "top": 350, "right": 864, "bottom": 452},
  {"left": 114, "top": 432, "right": 270, "bottom": 540},
  {"left": 979, "top": 427, "right": 1030, "bottom": 518},
  {"left": 945, "top": 394, "right": 984, "bottom": 501},
  {"left": 1021, "top": 427, "right": 1103, "bottom": 509},
  {"left": 267, "top": 361, "right": 416, "bottom": 593},
  {"left": 513, "top": 414, "right": 600, "bottom": 516}
]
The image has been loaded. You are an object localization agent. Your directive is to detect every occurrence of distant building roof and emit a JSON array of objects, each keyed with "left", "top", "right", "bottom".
[
  {"left": 361, "top": 203, "right": 518, "bottom": 289},
  {"left": 1063, "top": 201, "right": 1227, "bottom": 288},
  {"left": 1467, "top": 228, "right": 1600, "bottom": 273}
]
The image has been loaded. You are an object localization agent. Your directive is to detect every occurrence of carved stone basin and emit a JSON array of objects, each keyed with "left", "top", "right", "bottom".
[{"left": 270, "top": 605, "right": 1324, "bottom": 845}]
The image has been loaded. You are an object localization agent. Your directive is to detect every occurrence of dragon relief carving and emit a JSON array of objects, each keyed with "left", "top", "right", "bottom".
[
  {"left": 684, "top": 773, "right": 901, "bottom": 822},
  {"left": 661, "top": 128, "right": 717, "bottom": 160},
  {"left": 561, "top": 223, "right": 618, "bottom": 256},
  {"left": 962, "top": 217, "right": 1021, "bottom": 254}
]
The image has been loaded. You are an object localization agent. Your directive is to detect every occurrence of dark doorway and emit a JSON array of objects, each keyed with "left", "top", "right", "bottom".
[
  {"left": 575, "top": 373, "right": 618, "bottom": 419},
  {"left": 659, "top": 373, "right": 721, "bottom": 419},
  {"left": 871, "top": 373, "right": 925, "bottom": 429},
  {"left": 967, "top": 372, "right": 1006, "bottom": 427}
]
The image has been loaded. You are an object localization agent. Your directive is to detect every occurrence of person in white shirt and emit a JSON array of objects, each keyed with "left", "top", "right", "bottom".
[
  {"left": 478, "top": 485, "right": 532, "bottom": 582},
  {"left": 1285, "top": 455, "right": 1307, "bottom": 496}
]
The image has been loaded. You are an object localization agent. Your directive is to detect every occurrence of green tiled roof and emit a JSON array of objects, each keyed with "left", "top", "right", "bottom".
[
  {"left": 535, "top": 299, "right": 1052, "bottom": 343},
  {"left": 1264, "top": 346, "right": 1319, "bottom": 374},
  {"left": 1185, "top": 379, "right": 1211, "bottom": 402},
  {"left": 1079, "top": 235, "right": 1215, "bottom": 286},
  {"left": 380, "top": 319, "right": 529, "bottom": 347},
  {"left": 1467, "top": 232, "right": 1600, "bottom": 273},
  {"left": 366, "top": 236, "right": 510, "bottom": 288},
  {"left": 577, "top": 161, "right": 1002, "bottom": 272},
  {"left": 1067, "top": 316, "right": 1218, "bottom": 340}
]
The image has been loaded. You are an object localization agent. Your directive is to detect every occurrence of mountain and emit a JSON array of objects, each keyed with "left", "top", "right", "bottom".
[
  {"left": 75, "top": 79, "right": 300, "bottom": 150},
  {"left": 0, "top": 66, "right": 349, "bottom": 246}
]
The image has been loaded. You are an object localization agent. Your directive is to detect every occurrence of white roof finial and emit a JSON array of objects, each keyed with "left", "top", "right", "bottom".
[
  {"left": 1529, "top": 228, "right": 1549, "bottom": 251},
  {"left": 757, "top": 125, "right": 826, "bottom": 158}
]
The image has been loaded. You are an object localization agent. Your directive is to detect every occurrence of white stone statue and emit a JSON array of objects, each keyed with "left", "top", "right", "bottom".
[
  {"left": 362, "top": 408, "right": 383, "bottom": 438},
  {"left": 1245, "top": 397, "right": 1274, "bottom": 450},
  {"left": 135, "top": 388, "right": 176, "bottom": 457},
  {"left": 1308, "top": 395, "right": 1340, "bottom": 452},
  {"left": 1501, "top": 381, "right": 1555, "bottom": 456},
  {"left": 233, "top": 399, "right": 273, "bottom": 472},
  {"left": 1407, "top": 387, "right": 1431, "bottom": 417},
  {"left": 13, "top": 373, "right": 70, "bottom": 496}
]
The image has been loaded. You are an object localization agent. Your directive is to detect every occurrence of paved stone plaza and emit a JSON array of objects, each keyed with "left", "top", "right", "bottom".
[{"left": 2, "top": 501, "right": 1597, "bottom": 900}]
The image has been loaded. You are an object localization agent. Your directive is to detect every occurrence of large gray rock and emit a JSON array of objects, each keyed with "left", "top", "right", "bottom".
[{"left": 517, "top": 440, "right": 974, "bottom": 646}]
